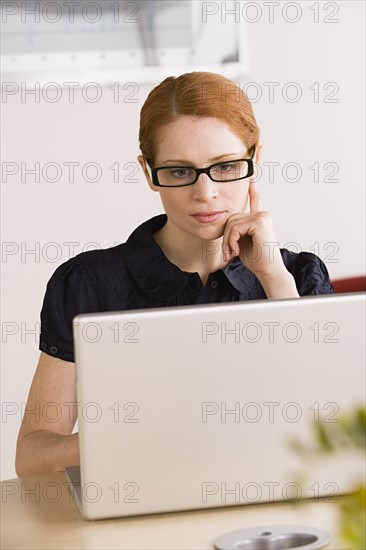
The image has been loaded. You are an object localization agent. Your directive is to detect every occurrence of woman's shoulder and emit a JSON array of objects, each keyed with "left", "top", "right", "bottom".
[
  {"left": 280, "top": 247, "right": 326, "bottom": 268},
  {"left": 45, "top": 243, "right": 128, "bottom": 287},
  {"left": 73, "top": 242, "right": 126, "bottom": 267},
  {"left": 279, "top": 248, "right": 334, "bottom": 295},
  {"left": 45, "top": 214, "right": 165, "bottom": 289}
]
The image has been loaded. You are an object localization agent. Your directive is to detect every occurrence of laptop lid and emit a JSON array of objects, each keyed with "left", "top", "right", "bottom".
[{"left": 72, "top": 293, "right": 365, "bottom": 520}]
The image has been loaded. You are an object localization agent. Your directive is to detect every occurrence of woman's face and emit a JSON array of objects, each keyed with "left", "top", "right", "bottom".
[{"left": 138, "top": 115, "right": 255, "bottom": 242}]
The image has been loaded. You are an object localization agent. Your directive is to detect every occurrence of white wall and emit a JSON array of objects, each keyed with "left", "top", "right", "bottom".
[{"left": 1, "top": 1, "right": 365, "bottom": 480}]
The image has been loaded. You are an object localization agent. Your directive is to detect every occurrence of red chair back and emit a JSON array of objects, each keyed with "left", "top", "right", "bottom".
[{"left": 332, "top": 276, "right": 366, "bottom": 294}]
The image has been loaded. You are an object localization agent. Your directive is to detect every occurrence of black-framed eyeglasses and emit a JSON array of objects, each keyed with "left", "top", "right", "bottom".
[{"left": 146, "top": 145, "right": 256, "bottom": 188}]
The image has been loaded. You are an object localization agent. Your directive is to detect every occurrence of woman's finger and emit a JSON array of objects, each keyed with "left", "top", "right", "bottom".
[{"left": 249, "top": 178, "right": 263, "bottom": 213}]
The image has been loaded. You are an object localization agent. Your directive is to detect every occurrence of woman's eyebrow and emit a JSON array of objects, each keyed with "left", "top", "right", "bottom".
[{"left": 161, "top": 152, "right": 247, "bottom": 164}]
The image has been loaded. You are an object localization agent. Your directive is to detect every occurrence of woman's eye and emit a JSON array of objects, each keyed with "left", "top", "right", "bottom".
[
  {"left": 171, "top": 168, "right": 193, "bottom": 178},
  {"left": 217, "top": 163, "right": 235, "bottom": 172}
]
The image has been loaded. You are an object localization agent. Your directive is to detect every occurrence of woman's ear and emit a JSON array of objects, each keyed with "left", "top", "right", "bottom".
[
  {"left": 137, "top": 155, "right": 158, "bottom": 192},
  {"left": 255, "top": 141, "right": 263, "bottom": 164}
]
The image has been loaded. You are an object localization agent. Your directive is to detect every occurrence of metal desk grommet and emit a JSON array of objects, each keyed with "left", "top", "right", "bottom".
[{"left": 214, "top": 524, "right": 331, "bottom": 550}]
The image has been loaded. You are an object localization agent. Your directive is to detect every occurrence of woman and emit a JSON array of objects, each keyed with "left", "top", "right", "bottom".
[{"left": 15, "top": 72, "right": 333, "bottom": 477}]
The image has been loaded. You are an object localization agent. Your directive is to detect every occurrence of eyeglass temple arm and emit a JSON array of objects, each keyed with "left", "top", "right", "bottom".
[{"left": 144, "top": 159, "right": 153, "bottom": 177}]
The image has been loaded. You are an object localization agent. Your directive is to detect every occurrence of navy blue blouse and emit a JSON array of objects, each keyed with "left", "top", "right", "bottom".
[{"left": 39, "top": 213, "right": 334, "bottom": 362}]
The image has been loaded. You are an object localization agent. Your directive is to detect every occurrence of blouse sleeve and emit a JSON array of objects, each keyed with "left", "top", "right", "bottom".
[
  {"left": 280, "top": 249, "right": 334, "bottom": 296},
  {"left": 38, "top": 255, "right": 101, "bottom": 362}
]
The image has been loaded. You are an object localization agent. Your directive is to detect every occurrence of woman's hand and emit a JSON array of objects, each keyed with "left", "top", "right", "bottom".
[{"left": 222, "top": 178, "right": 300, "bottom": 299}]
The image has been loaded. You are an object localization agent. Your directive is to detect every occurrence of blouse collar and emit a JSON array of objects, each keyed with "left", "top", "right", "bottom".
[{"left": 123, "top": 214, "right": 255, "bottom": 299}]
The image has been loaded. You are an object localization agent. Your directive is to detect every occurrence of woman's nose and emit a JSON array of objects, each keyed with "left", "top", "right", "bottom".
[{"left": 191, "top": 172, "right": 218, "bottom": 200}]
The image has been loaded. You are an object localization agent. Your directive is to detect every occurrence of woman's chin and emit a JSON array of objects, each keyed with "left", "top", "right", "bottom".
[{"left": 190, "top": 225, "right": 225, "bottom": 242}]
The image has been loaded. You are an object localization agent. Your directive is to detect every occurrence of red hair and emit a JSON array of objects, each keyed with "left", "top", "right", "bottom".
[{"left": 139, "top": 71, "right": 260, "bottom": 165}]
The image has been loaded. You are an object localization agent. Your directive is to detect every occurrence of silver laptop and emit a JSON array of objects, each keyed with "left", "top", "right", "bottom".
[{"left": 66, "top": 293, "right": 365, "bottom": 520}]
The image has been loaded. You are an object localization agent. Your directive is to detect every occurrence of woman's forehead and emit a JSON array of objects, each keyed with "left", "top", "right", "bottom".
[{"left": 154, "top": 116, "right": 249, "bottom": 162}]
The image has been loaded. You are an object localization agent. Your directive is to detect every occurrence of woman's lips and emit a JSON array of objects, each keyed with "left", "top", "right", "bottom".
[{"left": 191, "top": 211, "right": 225, "bottom": 223}]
